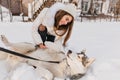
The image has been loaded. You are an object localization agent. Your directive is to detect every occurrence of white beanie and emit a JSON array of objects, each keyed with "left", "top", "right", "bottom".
[{"left": 42, "top": 2, "right": 76, "bottom": 28}]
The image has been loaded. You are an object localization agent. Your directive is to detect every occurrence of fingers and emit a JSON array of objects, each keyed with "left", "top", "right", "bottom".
[{"left": 39, "top": 43, "right": 47, "bottom": 49}]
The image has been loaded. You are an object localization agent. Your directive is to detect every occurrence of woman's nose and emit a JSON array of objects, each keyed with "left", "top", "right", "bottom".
[{"left": 63, "top": 21, "right": 68, "bottom": 25}]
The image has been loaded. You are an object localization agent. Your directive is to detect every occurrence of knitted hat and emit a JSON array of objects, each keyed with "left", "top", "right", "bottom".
[{"left": 42, "top": 2, "right": 76, "bottom": 28}]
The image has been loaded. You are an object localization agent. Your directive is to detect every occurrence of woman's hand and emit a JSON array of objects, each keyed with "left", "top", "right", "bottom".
[{"left": 39, "top": 43, "right": 47, "bottom": 49}]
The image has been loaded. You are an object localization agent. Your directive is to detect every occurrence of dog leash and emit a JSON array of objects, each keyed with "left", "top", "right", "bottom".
[{"left": 0, "top": 47, "right": 61, "bottom": 64}]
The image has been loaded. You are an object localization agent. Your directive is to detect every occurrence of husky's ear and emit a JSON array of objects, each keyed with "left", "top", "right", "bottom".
[
  {"left": 77, "top": 50, "right": 86, "bottom": 55},
  {"left": 77, "top": 49, "right": 86, "bottom": 55},
  {"left": 81, "top": 49, "right": 86, "bottom": 54}
]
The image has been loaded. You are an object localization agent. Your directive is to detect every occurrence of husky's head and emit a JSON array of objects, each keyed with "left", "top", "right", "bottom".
[{"left": 66, "top": 50, "right": 95, "bottom": 79}]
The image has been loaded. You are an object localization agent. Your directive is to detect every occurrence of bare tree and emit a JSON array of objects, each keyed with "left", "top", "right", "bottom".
[
  {"left": 20, "top": 0, "right": 24, "bottom": 21},
  {"left": 0, "top": 0, "right": 3, "bottom": 21},
  {"left": 115, "top": 0, "right": 120, "bottom": 21},
  {"left": 7, "top": 0, "right": 12, "bottom": 22},
  {"left": 80, "top": 0, "right": 84, "bottom": 22},
  {"left": 88, "top": 0, "right": 94, "bottom": 15}
]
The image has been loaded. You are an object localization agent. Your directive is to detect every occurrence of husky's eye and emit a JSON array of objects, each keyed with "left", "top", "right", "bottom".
[{"left": 68, "top": 50, "right": 72, "bottom": 53}]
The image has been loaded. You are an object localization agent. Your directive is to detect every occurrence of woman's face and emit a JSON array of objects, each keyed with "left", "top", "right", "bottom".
[{"left": 59, "top": 15, "right": 72, "bottom": 26}]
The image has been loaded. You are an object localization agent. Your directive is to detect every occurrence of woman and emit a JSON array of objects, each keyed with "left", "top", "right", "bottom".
[{"left": 32, "top": 2, "right": 76, "bottom": 52}]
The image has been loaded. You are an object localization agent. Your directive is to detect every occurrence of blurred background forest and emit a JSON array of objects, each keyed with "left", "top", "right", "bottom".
[{"left": 0, "top": 0, "right": 120, "bottom": 22}]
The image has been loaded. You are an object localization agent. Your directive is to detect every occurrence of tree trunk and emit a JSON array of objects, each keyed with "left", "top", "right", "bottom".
[
  {"left": 7, "top": 0, "right": 12, "bottom": 22},
  {"left": 0, "top": 5, "right": 3, "bottom": 21},
  {"left": 88, "top": 0, "right": 94, "bottom": 15}
]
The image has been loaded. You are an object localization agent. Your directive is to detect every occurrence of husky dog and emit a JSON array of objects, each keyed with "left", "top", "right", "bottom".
[
  {"left": 0, "top": 35, "right": 37, "bottom": 68},
  {"left": 0, "top": 35, "right": 37, "bottom": 54},
  {"left": 0, "top": 35, "right": 95, "bottom": 80}
]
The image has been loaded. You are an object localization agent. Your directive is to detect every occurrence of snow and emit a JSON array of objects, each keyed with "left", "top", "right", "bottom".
[
  {"left": 0, "top": 21, "right": 120, "bottom": 80},
  {"left": 0, "top": 22, "right": 33, "bottom": 47}
]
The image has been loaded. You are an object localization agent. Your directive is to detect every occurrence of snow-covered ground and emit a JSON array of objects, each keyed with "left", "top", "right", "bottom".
[{"left": 0, "top": 21, "right": 120, "bottom": 80}]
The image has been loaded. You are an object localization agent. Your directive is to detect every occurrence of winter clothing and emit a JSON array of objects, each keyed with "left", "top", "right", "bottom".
[
  {"left": 38, "top": 26, "right": 48, "bottom": 45},
  {"left": 32, "top": 2, "right": 76, "bottom": 52},
  {"left": 42, "top": 2, "right": 76, "bottom": 29},
  {"left": 38, "top": 27, "right": 55, "bottom": 45}
]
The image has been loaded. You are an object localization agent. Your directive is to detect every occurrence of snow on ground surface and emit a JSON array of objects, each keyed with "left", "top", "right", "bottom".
[{"left": 0, "top": 21, "right": 120, "bottom": 80}]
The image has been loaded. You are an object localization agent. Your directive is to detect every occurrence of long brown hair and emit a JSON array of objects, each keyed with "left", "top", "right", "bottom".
[{"left": 54, "top": 10, "right": 74, "bottom": 46}]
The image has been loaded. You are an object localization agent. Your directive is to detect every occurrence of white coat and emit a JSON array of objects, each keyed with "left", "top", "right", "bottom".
[{"left": 32, "top": 2, "right": 76, "bottom": 52}]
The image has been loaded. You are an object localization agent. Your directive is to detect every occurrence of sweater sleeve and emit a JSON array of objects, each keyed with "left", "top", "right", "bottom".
[{"left": 32, "top": 8, "right": 48, "bottom": 45}]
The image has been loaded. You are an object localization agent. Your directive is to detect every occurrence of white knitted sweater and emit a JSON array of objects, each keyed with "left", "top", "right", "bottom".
[{"left": 32, "top": 2, "right": 76, "bottom": 52}]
